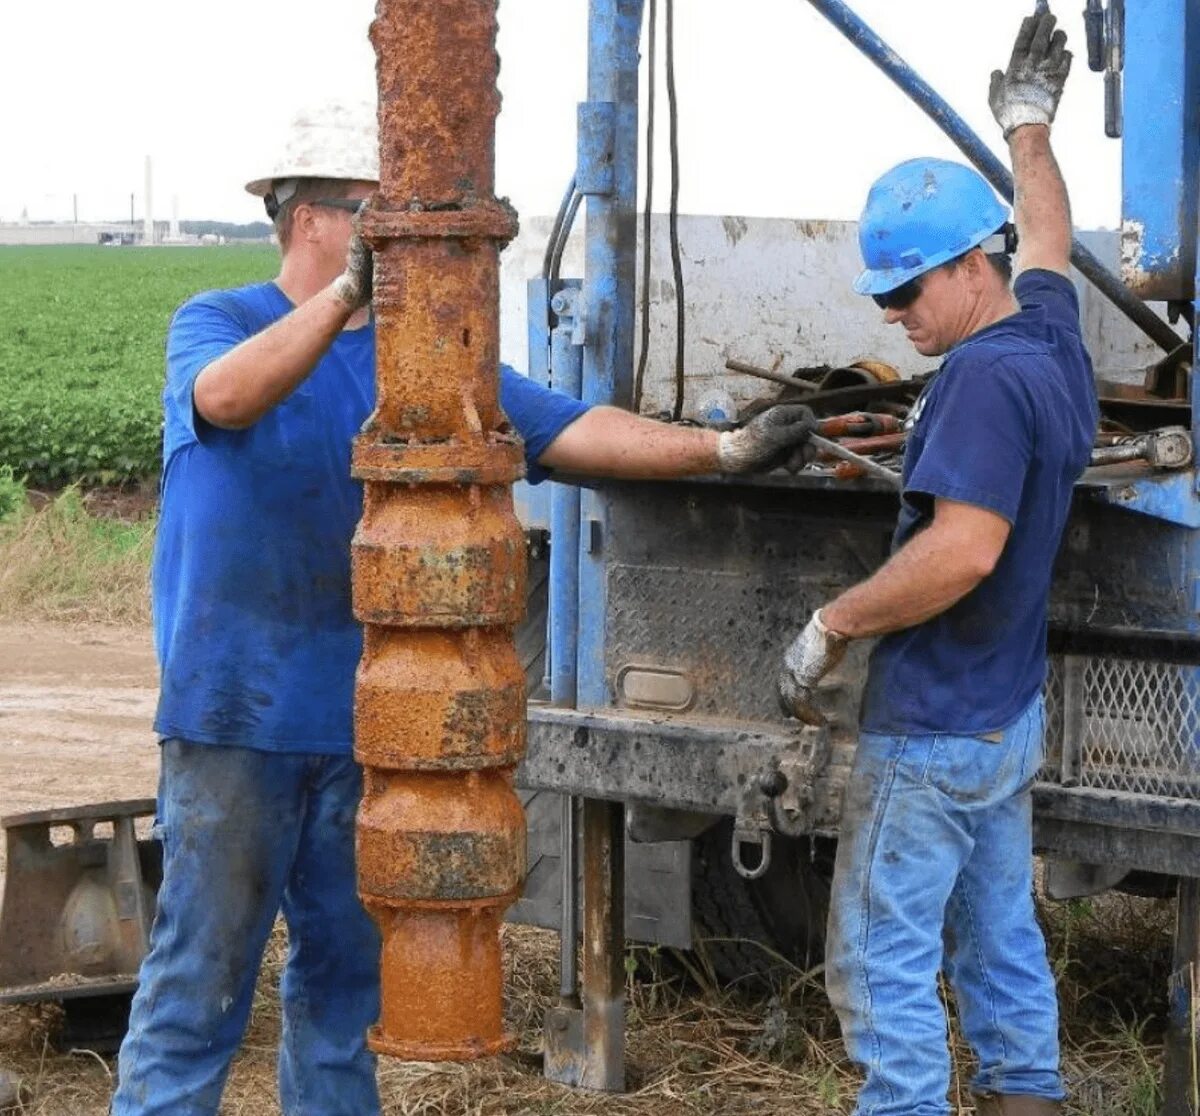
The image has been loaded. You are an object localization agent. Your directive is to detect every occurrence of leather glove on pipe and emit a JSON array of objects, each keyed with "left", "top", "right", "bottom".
[
  {"left": 332, "top": 202, "right": 374, "bottom": 311},
  {"left": 717, "top": 404, "right": 818, "bottom": 474},
  {"left": 779, "top": 609, "right": 849, "bottom": 726},
  {"left": 988, "top": 5, "right": 1072, "bottom": 139}
]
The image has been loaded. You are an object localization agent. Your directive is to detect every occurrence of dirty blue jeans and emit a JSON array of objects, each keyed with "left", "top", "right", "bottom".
[
  {"left": 112, "top": 739, "right": 381, "bottom": 1116},
  {"left": 826, "top": 696, "right": 1062, "bottom": 1115}
]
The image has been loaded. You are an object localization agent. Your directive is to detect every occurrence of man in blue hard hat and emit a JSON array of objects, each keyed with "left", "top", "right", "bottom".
[{"left": 780, "top": 8, "right": 1095, "bottom": 1116}]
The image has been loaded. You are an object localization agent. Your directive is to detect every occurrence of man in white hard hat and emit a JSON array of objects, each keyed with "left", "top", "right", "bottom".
[{"left": 111, "top": 103, "right": 817, "bottom": 1114}]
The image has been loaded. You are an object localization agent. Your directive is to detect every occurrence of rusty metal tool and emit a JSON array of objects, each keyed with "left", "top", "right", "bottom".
[
  {"left": 810, "top": 433, "right": 902, "bottom": 488},
  {"left": 817, "top": 413, "right": 903, "bottom": 438},
  {"left": 725, "top": 358, "right": 817, "bottom": 391},
  {"left": 353, "top": 0, "right": 527, "bottom": 1062},
  {"left": 1089, "top": 426, "right": 1194, "bottom": 469}
]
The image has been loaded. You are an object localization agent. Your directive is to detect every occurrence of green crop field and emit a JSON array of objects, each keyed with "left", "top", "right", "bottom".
[{"left": 0, "top": 245, "right": 277, "bottom": 486}]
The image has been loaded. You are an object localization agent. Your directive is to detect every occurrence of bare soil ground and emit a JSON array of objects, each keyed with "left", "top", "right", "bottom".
[{"left": 0, "top": 623, "right": 1175, "bottom": 1115}]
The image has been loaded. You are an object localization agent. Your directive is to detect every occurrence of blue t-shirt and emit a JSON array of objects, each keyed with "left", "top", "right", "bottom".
[
  {"left": 153, "top": 281, "right": 589, "bottom": 754},
  {"left": 859, "top": 269, "right": 1098, "bottom": 736}
]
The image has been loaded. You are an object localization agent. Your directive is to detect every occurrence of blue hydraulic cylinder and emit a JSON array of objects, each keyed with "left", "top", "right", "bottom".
[
  {"left": 1121, "top": 0, "right": 1200, "bottom": 301},
  {"left": 576, "top": 0, "right": 645, "bottom": 708},
  {"left": 549, "top": 287, "right": 584, "bottom": 708}
]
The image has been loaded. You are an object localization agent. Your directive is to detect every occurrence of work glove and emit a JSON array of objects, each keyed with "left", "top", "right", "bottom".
[
  {"left": 332, "top": 201, "right": 374, "bottom": 311},
  {"left": 988, "top": 3, "right": 1072, "bottom": 139},
  {"left": 778, "top": 610, "right": 849, "bottom": 726},
  {"left": 716, "top": 404, "right": 817, "bottom": 474}
]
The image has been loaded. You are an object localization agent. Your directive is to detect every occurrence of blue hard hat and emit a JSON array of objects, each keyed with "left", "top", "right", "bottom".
[{"left": 853, "top": 157, "right": 1011, "bottom": 296}]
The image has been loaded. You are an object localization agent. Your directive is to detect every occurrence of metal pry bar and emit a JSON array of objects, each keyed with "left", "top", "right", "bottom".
[{"left": 809, "top": 433, "right": 903, "bottom": 488}]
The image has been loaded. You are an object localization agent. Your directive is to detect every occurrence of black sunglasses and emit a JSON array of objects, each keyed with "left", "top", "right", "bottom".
[
  {"left": 873, "top": 276, "right": 923, "bottom": 311},
  {"left": 308, "top": 198, "right": 365, "bottom": 214}
]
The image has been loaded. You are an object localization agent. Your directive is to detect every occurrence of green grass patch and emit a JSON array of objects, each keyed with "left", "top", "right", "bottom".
[
  {"left": 0, "top": 245, "right": 275, "bottom": 486},
  {"left": 0, "top": 486, "right": 155, "bottom": 624}
]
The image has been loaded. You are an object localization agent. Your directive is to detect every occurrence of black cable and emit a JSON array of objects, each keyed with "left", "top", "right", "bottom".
[
  {"left": 632, "top": 0, "right": 657, "bottom": 414},
  {"left": 542, "top": 175, "right": 577, "bottom": 281},
  {"left": 548, "top": 190, "right": 583, "bottom": 288},
  {"left": 665, "top": 0, "right": 685, "bottom": 421}
]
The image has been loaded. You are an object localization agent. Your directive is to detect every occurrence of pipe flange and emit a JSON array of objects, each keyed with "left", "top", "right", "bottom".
[
  {"left": 352, "top": 430, "right": 525, "bottom": 485},
  {"left": 360, "top": 198, "right": 519, "bottom": 245}
]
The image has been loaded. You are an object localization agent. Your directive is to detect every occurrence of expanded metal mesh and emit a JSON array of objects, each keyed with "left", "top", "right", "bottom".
[{"left": 1042, "top": 655, "right": 1200, "bottom": 799}]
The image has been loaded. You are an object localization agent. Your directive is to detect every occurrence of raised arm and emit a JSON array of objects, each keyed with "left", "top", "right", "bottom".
[
  {"left": 988, "top": 5, "right": 1074, "bottom": 276},
  {"left": 193, "top": 217, "right": 373, "bottom": 430}
]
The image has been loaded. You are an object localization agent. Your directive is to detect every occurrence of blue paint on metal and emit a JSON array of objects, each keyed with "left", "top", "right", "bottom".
[
  {"left": 1121, "top": 0, "right": 1200, "bottom": 300},
  {"left": 577, "top": 101, "right": 617, "bottom": 197},
  {"left": 1086, "top": 470, "right": 1200, "bottom": 528},
  {"left": 550, "top": 287, "right": 584, "bottom": 708},
  {"left": 517, "top": 276, "right": 554, "bottom": 532},
  {"left": 577, "top": 0, "right": 645, "bottom": 708}
]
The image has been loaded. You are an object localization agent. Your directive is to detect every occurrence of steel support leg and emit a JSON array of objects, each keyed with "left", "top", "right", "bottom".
[
  {"left": 1164, "top": 877, "right": 1200, "bottom": 1115},
  {"left": 543, "top": 797, "right": 625, "bottom": 1090}
]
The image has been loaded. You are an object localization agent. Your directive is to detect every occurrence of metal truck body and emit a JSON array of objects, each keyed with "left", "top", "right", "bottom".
[{"left": 506, "top": 0, "right": 1200, "bottom": 1102}]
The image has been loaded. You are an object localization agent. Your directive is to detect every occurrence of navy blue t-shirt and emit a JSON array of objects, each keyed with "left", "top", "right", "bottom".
[
  {"left": 859, "top": 269, "right": 1098, "bottom": 736},
  {"left": 153, "top": 281, "right": 589, "bottom": 753}
]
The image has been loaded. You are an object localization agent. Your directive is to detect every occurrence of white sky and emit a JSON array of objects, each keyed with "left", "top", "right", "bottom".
[{"left": 1, "top": 1, "right": 1121, "bottom": 229}]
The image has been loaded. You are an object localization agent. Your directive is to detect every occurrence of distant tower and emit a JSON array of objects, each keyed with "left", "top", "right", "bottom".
[
  {"left": 170, "top": 194, "right": 181, "bottom": 240},
  {"left": 143, "top": 156, "right": 154, "bottom": 245}
]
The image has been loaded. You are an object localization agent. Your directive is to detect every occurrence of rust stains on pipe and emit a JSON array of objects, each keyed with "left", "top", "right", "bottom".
[{"left": 354, "top": 0, "right": 525, "bottom": 1061}]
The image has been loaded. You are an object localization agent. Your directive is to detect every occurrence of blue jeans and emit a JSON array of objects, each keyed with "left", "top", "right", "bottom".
[
  {"left": 112, "top": 740, "right": 381, "bottom": 1116},
  {"left": 826, "top": 697, "right": 1062, "bottom": 1115}
]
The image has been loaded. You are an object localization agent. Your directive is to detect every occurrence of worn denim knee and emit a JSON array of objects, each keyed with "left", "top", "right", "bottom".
[
  {"left": 826, "top": 698, "right": 1062, "bottom": 1116},
  {"left": 112, "top": 740, "right": 380, "bottom": 1116}
]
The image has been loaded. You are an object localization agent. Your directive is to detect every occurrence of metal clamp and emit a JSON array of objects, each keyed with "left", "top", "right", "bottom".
[{"left": 729, "top": 730, "right": 833, "bottom": 878}]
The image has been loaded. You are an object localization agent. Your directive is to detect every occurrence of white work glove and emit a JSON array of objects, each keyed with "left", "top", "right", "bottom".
[
  {"left": 988, "top": 4, "right": 1072, "bottom": 139},
  {"left": 332, "top": 202, "right": 374, "bottom": 311},
  {"left": 716, "top": 404, "right": 818, "bottom": 474},
  {"left": 778, "top": 610, "right": 849, "bottom": 726}
]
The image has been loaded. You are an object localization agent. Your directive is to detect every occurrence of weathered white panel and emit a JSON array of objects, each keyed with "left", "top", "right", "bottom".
[{"left": 500, "top": 215, "right": 1172, "bottom": 416}]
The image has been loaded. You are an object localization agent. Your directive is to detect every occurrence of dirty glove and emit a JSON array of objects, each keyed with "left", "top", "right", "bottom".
[
  {"left": 778, "top": 610, "right": 849, "bottom": 726},
  {"left": 989, "top": 4, "right": 1072, "bottom": 139},
  {"left": 331, "top": 202, "right": 374, "bottom": 310},
  {"left": 716, "top": 404, "right": 817, "bottom": 474}
]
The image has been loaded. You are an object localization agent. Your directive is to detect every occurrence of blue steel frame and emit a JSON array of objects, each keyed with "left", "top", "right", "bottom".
[
  {"left": 574, "top": 0, "right": 645, "bottom": 708},
  {"left": 1122, "top": 0, "right": 1200, "bottom": 303}
]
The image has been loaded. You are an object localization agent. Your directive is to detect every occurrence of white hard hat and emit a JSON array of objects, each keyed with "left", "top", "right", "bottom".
[{"left": 245, "top": 102, "right": 379, "bottom": 207}]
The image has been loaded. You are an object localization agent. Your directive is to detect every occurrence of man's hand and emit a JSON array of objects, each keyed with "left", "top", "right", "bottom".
[
  {"left": 989, "top": 5, "right": 1072, "bottom": 139},
  {"left": 778, "top": 610, "right": 849, "bottom": 726},
  {"left": 716, "top": 404, "right": 817, "bottom": 474},
  {"left": 331, "top": 203, "right": 374, "bottom": 310}
]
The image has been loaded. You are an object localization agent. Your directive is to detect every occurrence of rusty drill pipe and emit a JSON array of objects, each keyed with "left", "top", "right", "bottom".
[{"left": 353, "top": 0, "right": 525, "bottom": 1061}]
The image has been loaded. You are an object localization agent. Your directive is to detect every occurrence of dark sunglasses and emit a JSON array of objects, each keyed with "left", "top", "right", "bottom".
[
  {"left": 873, "top": 276, "right": 923, "bottom": 311},
  {"left": 308, "top": 198, "right": 365, "bottom": 214}
]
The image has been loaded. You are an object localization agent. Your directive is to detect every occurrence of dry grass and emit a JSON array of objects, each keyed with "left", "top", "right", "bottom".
[
  {"left": 0, "top": 487, "right": 153, "bottom": 626},
  {"left": 0, "top": 890, "right": 1177, "bottom": 1116}
]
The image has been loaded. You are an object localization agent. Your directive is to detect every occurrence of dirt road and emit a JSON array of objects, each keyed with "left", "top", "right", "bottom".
[{"left": 0, "top": 624, "right": 159, "bottom": 826}]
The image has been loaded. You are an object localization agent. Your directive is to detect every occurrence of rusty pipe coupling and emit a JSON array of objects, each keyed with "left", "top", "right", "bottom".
[{"left": 353, "top": 0, "right": 526, "bottom": 1060}]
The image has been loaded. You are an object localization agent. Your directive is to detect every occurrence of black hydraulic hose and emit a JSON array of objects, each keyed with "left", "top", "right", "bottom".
[
  {"left": 633, "top": 0, "right": 658, "bottom": 414},
  {"left": 665, "top": 0, "right": 687, "bottom": 420},
  {"left": 806, "top": 0, "right": 1182, "bottom": 356},
  {"left": 548, "top": 191, "right": 583, "bottom": 288},
  {"left": 542, "top": 175, "right": 578, "bottom": 282}
]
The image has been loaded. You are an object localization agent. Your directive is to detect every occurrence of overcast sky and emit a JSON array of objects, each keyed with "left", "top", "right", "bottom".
[{"left": 1, "top": 1, "right": 1122, "bottom": 229}]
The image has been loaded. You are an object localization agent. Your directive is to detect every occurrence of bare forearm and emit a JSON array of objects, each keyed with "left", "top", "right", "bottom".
[
  {"left": 821, "top": 527, "right": 992, "bottom": 639},
  {"left": 1009, "top": 125, "right": 1072, "bottom": 276},
  {"left": 539, "top": 407, "right": 720, "bottom": 479},
  {"left": 193, "top": 284, "right": 355, "bottom": 429}
]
